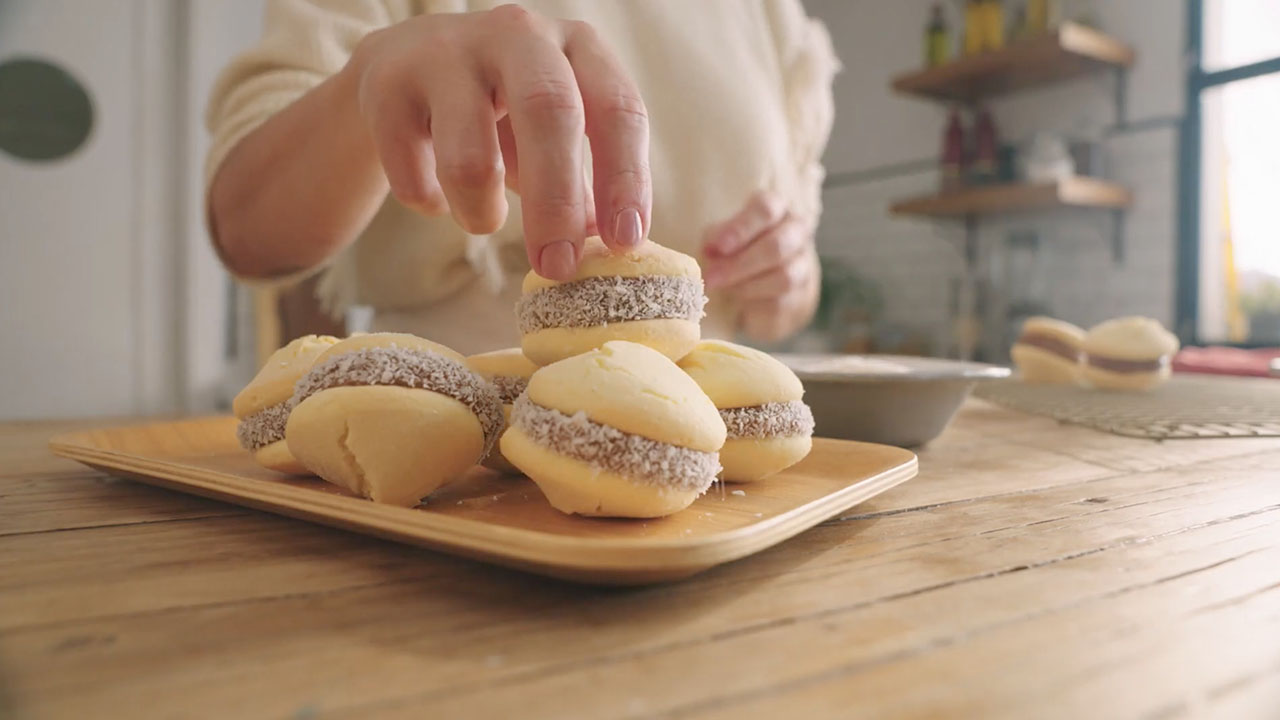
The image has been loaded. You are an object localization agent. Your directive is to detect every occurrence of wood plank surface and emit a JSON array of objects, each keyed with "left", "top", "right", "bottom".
[{"left": 3, "top": 400, "right": 1279, "bottom": 719}]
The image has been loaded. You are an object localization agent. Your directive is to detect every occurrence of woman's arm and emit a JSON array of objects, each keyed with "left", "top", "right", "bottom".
[{"left": 209, "top": 62, "right": 385, "bottom": 278}]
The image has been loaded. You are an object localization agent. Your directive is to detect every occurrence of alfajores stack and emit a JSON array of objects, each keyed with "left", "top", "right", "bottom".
[
  {"left": 679, "top": 340, "right": 814, "bottom": 482},
  {"left": 467, "top": 347, "right": 540, "bottom": 474},
  {"left": 233, "top": 334, "right": 339, "bottom": 474},
  {"left": 516, "top": 237, "right": 706, "bottom": 365},
  {"left": 286, "top": 333, "right": 503, "bottom": 506},
  {"left": 500, "top": 341, "right": 726, "bottom": 518}
]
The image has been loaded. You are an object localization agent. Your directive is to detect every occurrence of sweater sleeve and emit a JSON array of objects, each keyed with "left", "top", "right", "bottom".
[
  {"left": 203, "top": 0, "right": 412, "bottom": 191},
  {"left": 763, "top": 0, "right": 840, "bottom": 231}
]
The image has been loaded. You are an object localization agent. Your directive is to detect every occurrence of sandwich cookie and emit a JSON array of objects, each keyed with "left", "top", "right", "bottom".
[
  {"left": 500, "top": 341, "right": 727, "bottom": 518},
  {"left": 286, "top": 333, "right": 503, "bottom": 506},
  {"left": 1011, "top": 316, "right": 1084, "bottom": 384},
  {"left": 679, "top": 340, "right": 814, "bottom": 482},
  {"left": 233, "top": 334, "right": 340, "bottom": 474},
  {"left": 466, "top": 347, "right": 540, "bottom": 474},
  {"left": 516, "top": 236, "right": 706, "bottom": 365},
  {"left": 1082, "top": 316, "right": 1180, "bottom": 391}
]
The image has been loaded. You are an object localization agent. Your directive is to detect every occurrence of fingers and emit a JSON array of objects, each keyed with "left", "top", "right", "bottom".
[
  {"left": 738, "top": 300, "right": 795, "bottom": 344},
  {"left": 704, "top": 190, "right": 787, "bottom": 257},
  {"left": 496, "top": 116, "right": 519, "bottom": 192},
  {"left": 736, "top": 253, "right": 820, "bottom": 343},
  {"left": 703, "top": 216, "right": 807, "bottom": 290},
  {"left": 562, "top": 20, "right": 651, "bottom": 252},
  {"left": 581, "top": 163, "right": 598, "bottom": 236},
  {"left": 499, "top": 107, "right": 598, "bottom": 234},
  {"left": 489, "top": 5, "right": 588, "bottom": 280},
  {"left": 729, "top": 254, "right": 813, "bottom": 301},
  {"left": 429, "top": 75, "right": 508, "bottom": 234},
  {"left": 362, "top": 76, "right": 448, "bottom": 215}
]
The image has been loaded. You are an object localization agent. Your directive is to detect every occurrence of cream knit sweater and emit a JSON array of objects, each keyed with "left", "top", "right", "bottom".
[{"left": 207, "top": 0, "right": 838, "bottom": 354}]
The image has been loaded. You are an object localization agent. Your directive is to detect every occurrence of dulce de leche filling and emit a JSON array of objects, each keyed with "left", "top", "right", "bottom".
[
  {"left": 236, "top": 402, "right": 290, "bottom": 451},
  {"left": 490, "top": 375, "right": 529, "bottom": 405},
  {"left": 1016, "top": 331, "right": 1082, "bottom": 362},
  {"left": 1086, "top": 354, "right": 1169, "bottom": 374},
  {"left": 720, "top": 401, "right": 815, "bottom": 440},
  {"left": 516, "top": 275, "right": 706, "bottom": 333},
  {"left": 510, "top": 394, "right": 720, "bottom": 491},
  {"left": 292, "top": 346, "right": 504, "bottom": 455}
]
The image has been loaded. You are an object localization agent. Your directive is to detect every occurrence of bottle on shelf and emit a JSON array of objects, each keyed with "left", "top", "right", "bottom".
[
  {"left": 964, "top": 0, "right": 985, "bottom": 55},
  {"left": 971, "top": 107, "right": 1000, "bottom": 184},
  {"left": 941, "top": 107, "right": 967, "bottom": 191},
  {"left": 925, "top": 3, "right": 951, "bottom": 67},
  {"left": 983, "top": 0, "right": 1006, "bottom": 51},
  {"left": 1025, "top": 0, "right": 1053, "bottom": 35}
]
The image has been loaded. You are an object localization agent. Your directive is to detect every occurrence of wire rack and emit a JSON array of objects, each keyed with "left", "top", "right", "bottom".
[{"left": 974, "top": 375, "right": 1280, "bottom": 439}]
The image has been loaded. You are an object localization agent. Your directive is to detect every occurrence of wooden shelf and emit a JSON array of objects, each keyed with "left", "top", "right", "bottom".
[
  {"left": 889, "top": 177, "right": 1133, "bottom": 218},
  {"left": 892, "top": 22, "right": 1135, "bottom": 103}
]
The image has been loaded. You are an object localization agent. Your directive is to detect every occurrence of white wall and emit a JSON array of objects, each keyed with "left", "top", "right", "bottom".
[{"left": 806, "top": 0, "right": 1186, "bottom": 358}]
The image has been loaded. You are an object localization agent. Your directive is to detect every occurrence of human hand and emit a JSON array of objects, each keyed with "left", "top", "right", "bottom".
[
  {"left": 347, "top": 4, "right": 650, "bottom": 280},
  {"left": 701, "top": 190, "right": 821, "bottom": 343}
]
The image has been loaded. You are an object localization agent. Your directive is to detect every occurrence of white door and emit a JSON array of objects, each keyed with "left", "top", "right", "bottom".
[
  {"left": 0, "top": 0, "right": 264, "bottom": 420},
  {"left": 0, "top": 1, "right": 162, "bottom": 419}
]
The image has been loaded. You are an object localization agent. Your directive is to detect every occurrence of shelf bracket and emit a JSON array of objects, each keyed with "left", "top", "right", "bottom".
[
  {"left": 1113, "top": 67, "right": 1129, "bottom": 129},
  {"left": 1111, "top": 209, "right": 1126, "bottom": 264},
  {"left": 964, "top": 215, "right": 979, "bottom": 269}
]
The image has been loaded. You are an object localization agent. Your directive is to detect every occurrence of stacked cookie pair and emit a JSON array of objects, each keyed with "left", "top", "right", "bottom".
[
  {"left": 234, "top": 333, "right": 504, "bottom": 506},
  {"left": 233, "top": 237, "right": 814, "bottom": 518},
  {"left": 1011, "top": 315, "right": 1180, "bottom": 390}
]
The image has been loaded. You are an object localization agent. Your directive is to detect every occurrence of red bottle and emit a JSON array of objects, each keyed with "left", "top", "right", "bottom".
[
  {"left": 941, "top": 108, "right": 966, "bottom": 190},
  {"left": 972, "top": 107, "right": 999, "bottom": 184}
]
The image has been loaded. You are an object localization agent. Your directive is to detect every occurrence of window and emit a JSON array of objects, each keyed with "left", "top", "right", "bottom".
[{"left": 1181, "top": 0, "right": 1280, "bottom": 345}]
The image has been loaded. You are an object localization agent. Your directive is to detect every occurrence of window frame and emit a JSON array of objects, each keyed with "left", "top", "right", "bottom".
[{"left": 1177, "top": 0, "right": 1280, "bottom": 346}]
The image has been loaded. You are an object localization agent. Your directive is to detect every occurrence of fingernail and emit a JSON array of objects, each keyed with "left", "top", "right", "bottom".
[
  {"left": 538, "top": 240, "right": 577, "bottom": 281},
  {"left": 613, "top": 208, "right": 643, "bottom": 248}
]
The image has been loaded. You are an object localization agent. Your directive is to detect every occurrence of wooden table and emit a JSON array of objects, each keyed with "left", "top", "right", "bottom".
[{"left": 4, "top": 401, "right": 1280, "bottom": 719}]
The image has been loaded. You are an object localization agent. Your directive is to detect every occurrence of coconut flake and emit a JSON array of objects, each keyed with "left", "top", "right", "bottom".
[
  {"left": 516, "top": 275, "right": 706, "bottom": 333},
  {"left": 292, "top": 347, "right": 504, "bottom": 455},
  {"left": 511, "top": 394, "right": 718, "bottom": 491},
  {"left": 720, "top": 401, "right": 814, "bottom": 439}
]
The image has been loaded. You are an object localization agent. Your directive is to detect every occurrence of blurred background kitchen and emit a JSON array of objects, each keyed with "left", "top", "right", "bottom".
[{"left": 2, "top": 0, "right": 1278, "bottom": 420}]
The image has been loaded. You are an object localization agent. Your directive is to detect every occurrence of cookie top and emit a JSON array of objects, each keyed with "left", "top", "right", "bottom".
[
  {"left": 233, "top": 334, "right": 340, "bottom": 418},
  {"left": 678, "top": 340, "right": 804, "bottom": 408},
  {"left": 1083, "top": 316, "right": 1180, "bottom": 360},
  {"left": 526, "top": 341, "right": 726, "bottom": 452},
  {"left": 520, "top": 236, "right": 701, "bottom": 294},
  {"left": 466, "top": 347, "right": 540, "bottom": 380},
  {"left": 314, "top": 333, "right": 465, "bottom": 366},
  {"left": 1018, "top": 316, "right": 1086, "bottom": 345}
]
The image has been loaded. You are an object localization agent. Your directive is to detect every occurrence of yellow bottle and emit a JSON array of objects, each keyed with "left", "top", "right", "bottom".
[
  {"left": 1026, "top": 0, "right": 1050, "bottom": 35},
  {"left": 983, "top": 0, "right": 1006, "bottom": 51},
  {"left": 964, "top": 0, "right": 985, "bottom": 55}
]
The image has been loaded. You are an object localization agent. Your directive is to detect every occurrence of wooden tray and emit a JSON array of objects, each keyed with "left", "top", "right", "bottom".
[{"left": 49, "top": 417, "right": 917, "bottom": 584}]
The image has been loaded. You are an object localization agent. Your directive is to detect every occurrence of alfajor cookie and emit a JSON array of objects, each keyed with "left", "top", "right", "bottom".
[
  {"left": 1011, "top": 316, "right": 1085, "bottom": 384},
  {"left": 500, "top": 341, "right": 726, "bottom": 518},
  {"left": 515, "top": 237, "right": 706, "bottom": 365},
  {"left": 467, "top": 347, "right": 540, "bottom": 474},
  {"left": 286, "top": 333, "right": 503, "bottom": 506},
  {"left": 234, "top": 334, "right": 340, "bottom": 474},
  {"left": 679, "top": 340, "right": 814, "bottom": 482},
  {"left": 1082, "top": 316, "right": 1180, "bottom": 391}
]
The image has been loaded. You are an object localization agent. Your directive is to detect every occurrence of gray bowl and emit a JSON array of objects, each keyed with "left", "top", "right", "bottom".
[{"left": 776, "top": 354, "right": 1011, "bottom": 448}]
